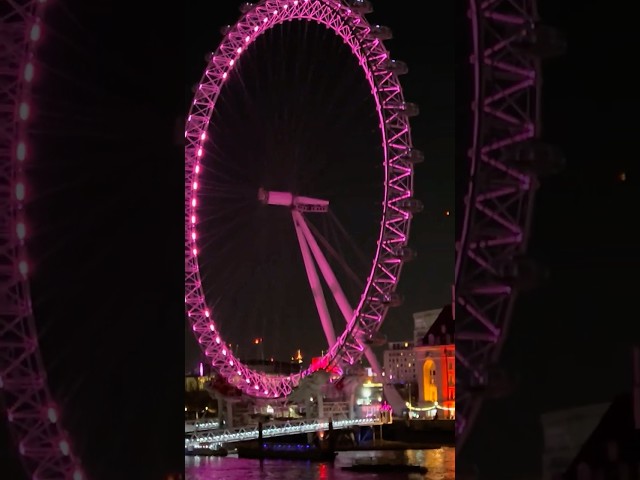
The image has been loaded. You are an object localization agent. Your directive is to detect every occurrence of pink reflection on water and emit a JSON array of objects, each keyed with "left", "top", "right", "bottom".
[{"left": 185, "top": 447, "right": 455, "bottom": 480}]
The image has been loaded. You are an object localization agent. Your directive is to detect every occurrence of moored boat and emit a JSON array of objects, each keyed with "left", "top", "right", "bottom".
[
  {"left": 237, "top": 442, "right": 337, "bottom": 461},
  {"left": 184, "top": 446, "right": 228, "bottom": 457},
  {"left": 342, "top": 462, "right": 427, "bottom": 473}
]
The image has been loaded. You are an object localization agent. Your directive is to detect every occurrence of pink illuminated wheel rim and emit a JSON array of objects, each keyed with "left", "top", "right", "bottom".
[
  {"left": 455, "top": 0, "right": 565, "bottom": 450},
  {"left": 0, "top": 2, "right": 85, "bottom": 479},
  {"left": 185, "top": 0, "right": 421, "bottom": 398}
]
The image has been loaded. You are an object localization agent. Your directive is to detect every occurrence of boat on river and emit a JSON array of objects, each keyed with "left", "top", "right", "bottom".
[
  {"left": 237, "top": 442, "right": 337, "bottom": 461},
  {"left": 342, "top": 461, "right": 427, "bottom": 474},
  {"left": 184, "top": 446, "right": 228, "bottom": 457}
]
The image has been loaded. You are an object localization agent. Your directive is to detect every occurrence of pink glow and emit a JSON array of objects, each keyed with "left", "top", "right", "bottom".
[
  {"left": 16, "top": 223, "right": 26, "bottom": 240},
  {"left": 222, "top": 349, "right": 227, "bottom": 356},
  {"left": 222, "top": 72, "right": 227, "bottom": 79},
  {"left": 15, "top": 182, "right": 25, "bottom": 201},
  {"left": 47, "top": 407, "right": 58, "bottom": 423},
  {"left": 195, "top": 164, "right": 200, "bottom": 174},
  {"left": 199, "top": 362, "right": 204, "bottom": 377},
  {"left": 58, "top": 440, "right": 70, "bottom": 455},
  {"left": 23, "top": 63, "right": 34, "bottom": 82},
  {"left": 192, "top": 248, "right": 197, "bottom": 255},
  {"left": 215, "top": 337, "right": 221, "bottom": 344},
  {"left": 204, "top": 309, "right": 210, "bottom": 317},
  {"left": 2, "top": 2, "right": 88, "bottom": 474},
  {"left": 192, "top": 181, "right": 198, "bottom": 190},
  {"left": 192, "top": 198, "right": 197, "bottom": 207},
  {"left": 236, "top": 47, "right": 242, "bottom": 54},
  {"left": 18, "top": 102, "right": 30, "bottom": 121},
  {"left": 191, "top": 232, "right": 196, "bottom": 240},
  {"left": 200, "top": 132, "right": 206, "bottom": 140},
  {"left": 197, "top": 148, "right": 203, "bottom": 157},
  {"left": 30, "top": 24, "right": 41, "bottom": 42},
  {"left": 16, "top": 141, "right": 26, "bottom": 161},
  {"left": 209, "top": 324, "right": 215, "bottom": 331},
  {"left": 191, "top": 215, "right": 196, "bottom": 223}
]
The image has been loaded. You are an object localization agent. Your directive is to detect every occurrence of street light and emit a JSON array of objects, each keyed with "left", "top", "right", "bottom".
[{"left": 253, "top": 337, "right": 264, "bottom": 363}]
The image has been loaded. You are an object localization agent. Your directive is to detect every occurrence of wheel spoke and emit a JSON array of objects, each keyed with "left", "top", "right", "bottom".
[
  {"left": 294, "top": 210, "right": 353, "bottom": 325},
  {"left": 292, "top": 210, "right": 337, "bottom": 347}
]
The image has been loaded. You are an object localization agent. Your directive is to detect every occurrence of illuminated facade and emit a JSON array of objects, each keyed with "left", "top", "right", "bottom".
[
  {"left": 185, "top": 374, "right": 211, "bottom": 392},
  {"left": 413, "top": 304, "right": 455, "bottom": 419},
  {"left": 383, "top": 341, "right": 416, "bottom": 384}
]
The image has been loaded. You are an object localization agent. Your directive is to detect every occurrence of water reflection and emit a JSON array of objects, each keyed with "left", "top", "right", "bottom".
[{"left": 185, "top": 447, "right": 454, "bottom": 480}]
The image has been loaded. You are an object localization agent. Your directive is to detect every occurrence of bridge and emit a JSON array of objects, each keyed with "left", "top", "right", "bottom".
[
  {"left": 185, "top": 416, "right": 383, "bottom": 451},
  {"left": 185, "top": 376, "right": 395, "bottom": 451}
]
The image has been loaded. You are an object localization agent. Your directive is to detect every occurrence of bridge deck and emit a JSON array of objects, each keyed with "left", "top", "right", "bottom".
[{"left": 185, "top": 417, "right": 382, "bottom": 449}]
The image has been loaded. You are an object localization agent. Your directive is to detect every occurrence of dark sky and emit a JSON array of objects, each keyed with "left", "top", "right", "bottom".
[
  {"left": 184, "top": 1, "right": 454, "bottom": 370},
  {"left": 461, "top": 0, "right": 640, "bottom": 478}
]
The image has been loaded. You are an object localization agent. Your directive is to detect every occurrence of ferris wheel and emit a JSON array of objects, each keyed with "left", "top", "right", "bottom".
[
  {"left": 0, "top": 2, "right": 85, "bottom": 479},
  {"left": 455, "top": 0, "right": 565, "bottom": 450},
  {"left": 185, "top": 0, "right": 422, "bottom": 400}
]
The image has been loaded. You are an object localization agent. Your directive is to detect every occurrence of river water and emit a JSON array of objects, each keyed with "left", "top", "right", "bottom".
[{"left": 185, "top": 447, "right": 454, "bottom": 480}]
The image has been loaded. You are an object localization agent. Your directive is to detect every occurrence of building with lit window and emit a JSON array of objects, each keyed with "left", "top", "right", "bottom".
[
  {"left": 414, "top": 304, "right": 455, "bottom": 419},
  {"left": 383, "top": 341, "right": 416, "bottom": 384}
]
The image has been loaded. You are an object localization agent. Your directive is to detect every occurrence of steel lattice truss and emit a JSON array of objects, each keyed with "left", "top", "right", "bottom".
[
  {"left": 0, "top": 2, "right": 85, "bottom": 479},
  {"left": 186, "top": 416, "right": 380, "bottom": 449},
  {"left": 185, "top": 0, "right": 421, "bottom": 399},
  {"left": 456, "top": 0, "right": 544, "bottom": 449}
]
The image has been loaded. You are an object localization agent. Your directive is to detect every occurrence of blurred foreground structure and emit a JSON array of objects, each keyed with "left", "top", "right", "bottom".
[{"left": 542, "top": 346, "right": 640, "bottom": 480}]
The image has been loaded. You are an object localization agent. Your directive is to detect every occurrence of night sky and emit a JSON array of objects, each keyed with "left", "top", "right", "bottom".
[
  {"left": 184, "top": 1, "right": 454, "bottom": 370},
  {"left": 461, "top": 0, "right": 640, "bottom": 478}
]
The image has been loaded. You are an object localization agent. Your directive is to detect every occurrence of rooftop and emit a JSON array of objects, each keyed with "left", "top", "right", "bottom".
[{"left": 420, "top": 304, "right": 453, "bottom": 346}]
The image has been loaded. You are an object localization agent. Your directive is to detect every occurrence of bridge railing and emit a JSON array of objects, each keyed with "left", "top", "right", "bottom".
[
  {"left": 185, "top": 417, "right": 381, "bottom": 449},
  {"left": 184, "top": 419, "right": 219, "bottom": 433}
]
